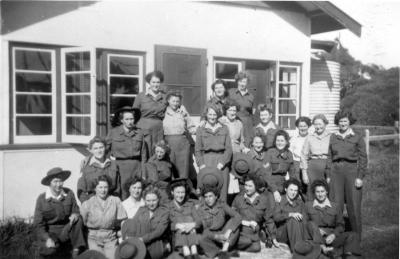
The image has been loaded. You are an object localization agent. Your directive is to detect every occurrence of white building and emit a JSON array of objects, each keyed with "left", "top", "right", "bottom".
[{"left": 0, "top": 1, "right": 361, "bottom": 219}]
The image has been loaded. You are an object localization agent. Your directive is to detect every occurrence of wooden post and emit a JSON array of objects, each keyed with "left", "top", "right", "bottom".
[
  {"left": 394, "top": 121, "right": 399, "bottom": 145},
  {"left": 365, "top": 129, "right": 370, "bottom": 168}
]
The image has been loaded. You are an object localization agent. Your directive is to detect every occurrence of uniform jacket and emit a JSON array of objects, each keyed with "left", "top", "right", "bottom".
[{"left": 196, "top": 200, "right": 242, "bottom": 232}]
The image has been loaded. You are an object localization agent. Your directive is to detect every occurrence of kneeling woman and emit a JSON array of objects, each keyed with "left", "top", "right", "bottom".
[
  {"left": 122, "top": 185, "right": 170, "bottom": 259},
  {"left": 196, "top": 184, "right": 242, "bottom": 258},
  {"left": 80, "top": 175, "right": 127, "bottom": 259},
  {"left": 232, "top": 174, "right": 278, "bottom": 252},
  {"left": 166, "top": 178, "right": 200, "bottom": 259}
]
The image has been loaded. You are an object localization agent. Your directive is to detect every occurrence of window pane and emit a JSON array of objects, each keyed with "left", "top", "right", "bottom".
[
  {"left": 110, "top": 77, "right": 139, "bottom": 95},
  {"left": 279, "top": 116, "right": 296, "bottom": 129},
  {"left": 15, "top": 50, "right": 51, "bottom": 71},
  {"left": 279, "top": 83, "right": 297, "bottom": 98},
  {"left": 110, "top": 56, "right": 139, "bottom": 75},
  {"left": 110, "top": 96, "right": 135, "bottom": 115},
  {"left": 66, "top": 96, "right": 91, "bottom": 114},
  {"left": 16, "top": 73, "right": 52, "bottom": 92},
  {"left": 163, "top": 53, "right": 201, "bottom": 85},
  {"left": 278, "top": 100, "right": 296, "bottom": 114},
  {"left": 16, "top": 116, "right": 52, "bottom": 135},
  {"left": 226, "top": 81, "right": 237, "bottom": 90},
  {"left": 66, "top": 52, "right": 90, "bottom": 71},
  {"left": 66, "top": 74, "right": 90, "bottom": 93},
  {"left": 16, "top": 95, "right": 52, "bottom": 114},
  {"left": 66, "top": 116, "right": 91, "bottom": 135},
  {"left": 279, "top": 67, "right": 297, "bottom": 82},
  {"left": 166, "top": 86, "right": 201, "bottom": 115},
  {"left": 215, "top": 63, "right": 239, "bottom": 80}
]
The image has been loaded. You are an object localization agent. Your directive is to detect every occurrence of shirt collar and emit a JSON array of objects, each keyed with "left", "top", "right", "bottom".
[
  {"left": 204, "top": 122, "right": 222, "bottom": 131},
  {"left": 313, "top": 198, "right": 332, "bottom": 208},
  {"left": 89, "top": 156, "right": 111, "bottom": 167},
  {"left": 236, "top": 88, "right": 249, "bottom": 96},
  {"left": 250, "top": 149, "right": 264, "bottom": 160},
  {"left": 312, "top": 130, "right": 331, "bottom": 139},
  {"left": 255, "top": 121, "right": 276, "bottom": 131},
  {"left": 244, "top": 192, "right": 260, "bottom": 204},
  {"left": 335, "top": 128, "right": 355, "bottom": 138},
  {"left": 45, "top": 188, "right": 67, "bottom": 200}
]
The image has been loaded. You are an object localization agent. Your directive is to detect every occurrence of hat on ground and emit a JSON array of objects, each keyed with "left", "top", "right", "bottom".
[
  {"left": 77, "top": 250, "right": 108, "bottom": 259},
  {"left": 115, "top": 237, "right": 146, "bottom": 259},
  {"left": 197, "top": 166, "right": 224, "bottom": 191},
  {"left": 293, "top": 240, "right": 322, "bottom": 259},
  {"left": 231, "top": 152, "right": 254, "bottom": 179},
  {"left": 41, "top": 167, "right": 71, "bottom": 186}
]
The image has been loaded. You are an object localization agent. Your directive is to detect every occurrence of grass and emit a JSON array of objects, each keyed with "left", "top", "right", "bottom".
[{"left": 361, "top": 143, "right": 399, "bottom": 259}]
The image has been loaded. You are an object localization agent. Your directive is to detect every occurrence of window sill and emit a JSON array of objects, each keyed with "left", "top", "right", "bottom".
[{"left": 0, "top": 143, "right": 87, "bottom": 151}]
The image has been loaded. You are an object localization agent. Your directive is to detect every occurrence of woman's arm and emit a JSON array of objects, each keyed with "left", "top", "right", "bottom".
[
  {"left": 220, "top": 128, "right": 233, "bottom": 168},
  {"left": 194, "top": 128, "right": 205, "bottom": 168},
  {"left": 141, "top": 209, "right": 169, "bottom": 244}
]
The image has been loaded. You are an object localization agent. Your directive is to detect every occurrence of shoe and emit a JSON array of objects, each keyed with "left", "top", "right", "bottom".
[{"left": 71, "top": 248, "right": 80, "bottom": 259}]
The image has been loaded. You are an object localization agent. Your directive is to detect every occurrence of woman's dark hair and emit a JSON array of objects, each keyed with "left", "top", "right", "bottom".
[
  {"left": 111, "top": 109, "right": 140, "bottom": 128},
  {"left": 205, "top": 103, "right": 223, "bottom": 120},
  {"left": 273, "top": 130, "right": 290, "bottom": 150},
  {"left": 234, "top": 72, "right": 250, "bottom": 83},
  {"left": 154, "top": 140, "right": 170, "bottom": 155},
  {"left": 88, "top": 136, "right": 106, "bottom": 150},
  {"left": 124, "top": 176, "right": 145, "bottom": 196},
  {"left": 222, "top": 99, "right": 240, "bottom": 116},
  {"left": 243, "top": 173, "right": 264, "bottom": 192},
  {"left": 201, "top": 185, "right": 220, "bottom": 197},
  {"left": 251, "top": 135, "right": 265, "bottom": 146},
  {"left": 311, "top": 179, "right": 330, "bottom": 195},
  {"left": 94, "top": 175, "right": 111, "bottom": 190},
  {"left": 334, "top": 110, "right": 357, "bottom": 125},
  {"left": 211, "top": 79, "right": 228, "bottom": 93},
  {"left": 283, "top": 178, "right": 301, "bottom": 191},
  {"left": 166, "top": 91, "right": 183, "bottom": 102},
  {"left": 143, "top": 184, "right": 162, "bottom": 200},
  {"left": 295, "top": 116, "right": 312, "bottom": 127},
  {"left": 145, "top": 70, "right": 164, "bottom": 83},
  {"left": 258, "top": 104, "right": 273, "bottom": 115},
  {"left": 312, "top": 114, "right": 329, "bottom": 125}
]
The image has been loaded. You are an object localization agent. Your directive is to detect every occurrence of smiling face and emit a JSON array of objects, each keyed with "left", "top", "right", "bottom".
[
  {"left": 314, "top": 185, "right": 328, "bottom": 203},
  {"left": 275, "top": 135, "right": 288, "bottom": 150},
  {"left": 226, "top": 106, "right": 237, "bottom": 121},
  {"left": 149, "top": 76, "right": 161, "bottom": 94},
  {"left": 338, "top": 117, "right": 350, "bottom": 132},
  {"left": 155, "top": 146, "right": 166, "bottom": 160},
  {"left": 237, "top": 78, "right": 248, "bottom": 91},
  {"left": 206, "top": 108, "right": 218, "bottom": 125},
  {"left": 244, "top": 180, "right": 257, "bottom": 197},
  {"left": 168, "top": 96, "right": 181, "bottom": 111},
  {"left": 285, "top": 183, "right": 299, "bottom": 201},
  {"left": 129, "top": 182, "right": 143, "bottom": 200},
  {"left": 252, "top": 136, "right": 264, "bottom": 153},
  {"left": 90, "top": 142, "right": 105, "bottom": 160},
  {"left": 145, "top": 193, "right": 159, "bottom": 211},
  {"left": 314, "top": 118, "right": 326, "bottom": 135},
  {"left": 95, "top": 180, "right": 109, "bottom": 200},
  {"left": 297, "top": 121, "right": 309, "bottom": 137},
  {"left": 214, "top": 83, "right": 226, "bottom": 98},
  {"left": 204, "top": 191, "right": 217, "bottom": 208},
  {"left": 49, "top": 178, "right": 64, "bottom": 195},
  {"left": 172, "top": 186, "right": 186, "bottom": 204},
  {"left": 121, "top": 111, "right": 135, "bottom": 130},
  {"left": 260, "top": 110, "right": 272, "bottom": 125}
]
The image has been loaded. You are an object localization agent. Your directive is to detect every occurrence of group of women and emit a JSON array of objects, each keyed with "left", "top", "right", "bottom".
[{"left": 34, "top": 70, "right": 367, "bottom": 259}]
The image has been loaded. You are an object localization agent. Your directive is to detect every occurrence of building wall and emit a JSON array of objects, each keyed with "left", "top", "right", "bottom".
[{"left": 0, "top": 1, "right": 312, "bottom": 218}]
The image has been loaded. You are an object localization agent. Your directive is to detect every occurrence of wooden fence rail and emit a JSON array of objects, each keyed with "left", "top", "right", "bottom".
[{"left": 364, "top": 127, "right": 399, "bottom": 167}]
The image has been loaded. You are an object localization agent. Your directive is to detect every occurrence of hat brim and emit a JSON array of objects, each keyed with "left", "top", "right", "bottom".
[
  {"left": 115, "top": 237, "right": 146, "bottom": 259},
  {"left": 114, "top": 106, "right": 140, "bottom": 117},
  {"left": 292, "top": 242, "right": 322, "bottom": 259},
  {"left": 197, "top": 167, "right": 224, "bottom": 191},
  {"left": 231, "top": 153, "right": 255, "bottom": 179},
  {"left": 41, "top": 170, "right": 71, "bottom": 186}
]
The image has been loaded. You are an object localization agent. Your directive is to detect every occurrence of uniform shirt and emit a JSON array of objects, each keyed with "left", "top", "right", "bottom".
[
  {"left": 273, "top": 195, "right": 306, "bottom": 225},
  {"left": 144, "top": 155, "right": 175, "bottom": 186},
  {"left": 195, "top": 123, "right": 233, "bottom": 167},
  {"left": 326, "top": 129, "right": 367, "bottom": 179},
  {"left": 196, "top": 201, "right": 242, "bottom": 232},
  {"left": 289, "top": 133, "right": 308, "bottom": 162},
  {"left": 166, "top": 199, "right": 199, "bottom": 231},
  {"left": 132, "top": 91, "right": 167, "bottom": 120},
  {"left": 222, "top": 118, "right": 246, "bottom": 152},
  {"left": 228, "top": 88, "right": 254, "bottom": 117},
  {"left": 33, "top": 187, "right": 80, "bottom": 239},
  {"left": 163, "top": 106, "right": 195, "bottom": 135},
  {"left": 300, "top": 130, "right": 331, "bottom": 170},
  {"left": 80, "top": 195, "right": 127, "bottom": 230},
  {"left": 248, "top": 148, "right": 268, "bottom": 171},
  {"left": 122, "top": 206, "right": 169, "bottom": 244},
  {"left": 105, "top": 125, "right": 147, "bottom": 161},
  {"left": 232, "top": 193, "right": 277, "bottom": 238},
  {"left": 77, "top": 157, "right": 120, "bottom": 203},
  {"left": 304, "top": 199, "right": 345, "bottom": 237},
  {"left": 122, "top": 197, "right": 145, "bottom": 219},
  {"left": 253, "top": 122, "right": 279, "bottom": 151}
]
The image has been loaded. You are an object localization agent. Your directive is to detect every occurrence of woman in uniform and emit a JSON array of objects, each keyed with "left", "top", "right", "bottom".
[{"left": 252, "top": 105, "right": 279, "bottom": 151}]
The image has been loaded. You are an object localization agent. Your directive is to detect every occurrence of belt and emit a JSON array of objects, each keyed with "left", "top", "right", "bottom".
[
  {"left": 333, "top": 158, "right": 357, "bottom": 163},
  {"left": 310, "top": 155, "right": 328, "bottom": 160},
  {"left": 204, "top": 150, "right": 224, "bottom": 154},
  {"left": 115, "top": 156, "right": 140, "bottom": 160}
]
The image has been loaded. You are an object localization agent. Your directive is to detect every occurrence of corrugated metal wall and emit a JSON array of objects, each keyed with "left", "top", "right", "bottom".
[{"left": 309, "top": 60, "right": 340, "bottom": 131}]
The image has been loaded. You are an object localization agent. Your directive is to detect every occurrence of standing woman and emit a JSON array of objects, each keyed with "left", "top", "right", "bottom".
[
  {"left": 163, "top": 92, "right": 196, "bottom": 179},
  {"left": 195, "top": 103, "right": 233, "bottom": 202},
  {"left": 300, "top": 114, "right": 331, "bottom": 200},
  {"left": 327, "top": 110, "right": 367, "bottom": 237},
  {"left": 106, "top": 107, "right": 147, "bottom": 200},
  {"left": 203, "top": 79, "right": 229, "bottom": 119},
  {"left": 253, "top": 105, "right": 279, "bottom": 151},
  {"left": 133, "top": 71, "right": 167, "bottom": 154},
  {"left": 228, "top": 72, "right": 255, "bottom": 146},
  {"left": 81, "top": 175, "right": 127, "bottom": 259}
]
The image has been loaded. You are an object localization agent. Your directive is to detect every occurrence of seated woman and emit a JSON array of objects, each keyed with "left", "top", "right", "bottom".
[
  {"left": 166, "top": 178, "right": 200, "bottom": 259},
  {"left": 122, "top": 177, "right": 146, "bottom": 219},
  {"left": 252, "top": 105, "right": 279, "bottom": 151},
  {"left": 145, "top": 140, "right": 177, "bottom": 203},
  {"left": 77, "top": 136, "right": 120, "bottom": 203},
  {"left": 80, "top": 175, "right": 127, "bottom": 259},
  {"left": 196, "top": 172, "right": 242, "bottom": 259},
  {"left": 122, "top": 185, "right": 170, "bottom": 259},
  {"left": 305, "top": 180, "right": 362, "bottom": 258},
  {"left": 33, "top": 168, "right": 86, "bottom": 258},
  {"left": 265, "top": 130, "right": 296, "bottom": 203},
  {"left": 232, "top": 173, "right": 278, "bottom": 252}
]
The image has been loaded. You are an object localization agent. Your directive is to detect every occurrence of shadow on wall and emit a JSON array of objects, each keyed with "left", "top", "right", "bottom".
[{"left": 1, "top": 1, "right": 96, "bottom": 35}]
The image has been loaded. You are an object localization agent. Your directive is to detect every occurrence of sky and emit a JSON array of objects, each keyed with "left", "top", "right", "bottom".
[{"left": 311, "top": 0, "right": 400, "bottom": 69}]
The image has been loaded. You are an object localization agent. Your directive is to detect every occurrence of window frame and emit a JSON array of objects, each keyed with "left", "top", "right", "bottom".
[
  {"left": 213, "top": 60, "right": 243, "bottom": 90},
  {"left": 11, "top": 46, "right": 57, "bottom": 144}
]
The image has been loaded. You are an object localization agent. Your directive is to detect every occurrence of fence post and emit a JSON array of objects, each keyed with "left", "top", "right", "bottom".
[{"left": 365, "top": 129, "right": 370, "bottom": 168}]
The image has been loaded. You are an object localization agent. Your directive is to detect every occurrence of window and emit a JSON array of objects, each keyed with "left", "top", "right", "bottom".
[
  {"left": 276, "top": 64, "right": 300, "bottom": 129},
  {"left": 12, "top": 47, "right": 57, "bottom": 143},
  {"left": 214, "top": 61, "right": 242, "bottom": 90}
]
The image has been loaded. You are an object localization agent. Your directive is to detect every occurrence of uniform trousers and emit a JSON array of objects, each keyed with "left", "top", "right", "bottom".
[
  {"left": 165, "top": 135, "right": 191, "bottom": 179},
  {"left": 116, "top": 159, "right": 142, "bottom": 200},
  {"left": 306, "top": 159, "right": 328, "bottom": 201},
  {"left": 276, "top": 218, "right": 308, "bottom": 252},
  {"left": 137, "top": 118, "right": 164, "bottom": 156},
  {"left": 203, "top": 152, "right": 229, "bottom": 202}
]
